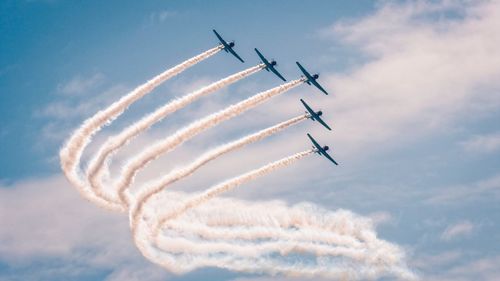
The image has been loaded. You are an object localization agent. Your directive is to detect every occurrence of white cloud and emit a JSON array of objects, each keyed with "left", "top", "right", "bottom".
[
  {"left": 149, "top": 10, "right": 177, "bottom": 24},
  {"left": 308, "top": 1, "right": 500, "bottom": 155},
  {"left": 39, "top": 84, "right": 129, "bottom": 120},
  {"left": 57, "top": 73, "right": 105, "bottom": 96},
  {"left": 412, "top": 250, "right": 463, "bottom": 270},
  {"left": 461, "top": 131, "right": 500, "bottom": 153},
  {"left": 440, "top": 220, "right": 475, "bottom": 241},
  {"left": 427, "top": 173, "right": 500, "bottom": 204},
  {"left": 425, "top": 255, "right": 500, "bottom": 281},
  {"left": 231, "top": 277, "right": 330, "bottom": 281},
  {"left": 412, "top": 251, "right": 500, "bottom": 281},
  {"left": 0, "top": 175, "right": 169, "bottom": 280},
  {"left": 369, "top": 210, "right": 394, "bottom": 226},
  {"left": 34, "top": 84, "right": 130, "bottom": 149}
]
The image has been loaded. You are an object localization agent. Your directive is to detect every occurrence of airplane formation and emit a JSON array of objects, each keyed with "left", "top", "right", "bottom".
[
  {"left": 214, "top": 29, "right": 338, "bottom": 166},
  {"left": 56, "top": 27, "right": 418, "bottom": 279}
]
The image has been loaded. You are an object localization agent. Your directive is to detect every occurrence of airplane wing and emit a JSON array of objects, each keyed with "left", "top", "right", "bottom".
[
  {"left": 269, "top": 66, "right": 286, "bottom": 81},
  {"left": 296, "top": 62, "right": 312, "bottom": 80},
  {"left": 321, "top": 150, "right": 338, "bottom": 165},
  {"left": 254, "top": 48, "right": 269, "bottom": 65},
  {"left": 227, "top": 47, "right": 244, "bottom": 63},
  {"left": 296, "top": 62, "right": 329, "bottom": 95},
  {"left": 316, "top": 117, "right": 332, "bottom": 131},
  {"left": 307, "top": 133, "right": 322, "bottom": 151},
  {"left": 213, "top": 30, "right": 227, "bottom": 47},
  {"left": 310, "top": 79, "right": 329, "bottom": 95},
  {"left": 300, "top": 99, "right": 316, "bottom": 118}
]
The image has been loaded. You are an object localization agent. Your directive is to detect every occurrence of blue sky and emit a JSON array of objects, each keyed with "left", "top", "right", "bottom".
[
  {"left": 0, "top": 0, "right": 374, "bottom": 179},
  {"left": 1, "top": 1, "right": 500, "bottom": 280}
]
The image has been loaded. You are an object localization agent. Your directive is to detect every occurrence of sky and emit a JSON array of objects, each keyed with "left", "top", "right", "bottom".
[{"left": 1, "top": 0, "right": 500, "bottom": 280}]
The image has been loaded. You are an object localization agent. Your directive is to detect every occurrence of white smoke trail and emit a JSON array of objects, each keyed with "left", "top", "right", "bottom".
[
  {"left": 129, "top": 114, "right": 308, "bottom": 232},
  {"left": 153, "top": 150, "right": 313, "bottom": 235},
  {"left": 133, "top": 150, "right": 413, "bottom": 279},
  {"left": 156, "top": 236, "right": 384, "bottom": 264},
  {"left": 115, "top": 79, "right": 304, "bottom": 205},
  {"left": 132, "top": 192, "right": 416, "bottom": 280},
  {"left": 59, "top": 46, "right": 415, "bottom": 279},
  {"left": 59, "top": 46, "right": 222, "bottom": 211},
  {"left": 86, "top": 64, "right": 265, "bottom": 206}
]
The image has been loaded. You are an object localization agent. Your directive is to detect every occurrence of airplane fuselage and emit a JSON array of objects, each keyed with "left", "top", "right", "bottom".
[
  {"left": 313, "top": 146, "right": 329, "bottom": 153},
  {"left": 264, "top": 61, "right": 277, "bottom": 71},
  {"left": 305, "top": 74, "right": 320, "bottom": 84},
  {"left": 305, "top": 111, "right": 322, "bottom": 121},
  {"left": 221, "top": 41, "right": 234, "bottom": 52}
]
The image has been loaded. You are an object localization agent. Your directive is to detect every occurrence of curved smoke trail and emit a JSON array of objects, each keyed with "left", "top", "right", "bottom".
[
  {"left": 86, "top": 64, "right": 265, "bottom": 207},
  {"left": 60, "top": 45, "right": 415, "bottom": 280},
  {"left": 115, "top": 79, "right": 304, "bottom": 206},
  {"left": 152, "top": 150, "right": 313, "bottom": 236},
  {"left": 132, "top": 190, "right": 415, "bottom": 280},
  {"left": 129, "top": 114, "right": 308, "bottom": 232},
  {"left": 130, "top": 151, "right": 414, "bottom": 279},
  {"left": 59, "top": 46, "right": 222, "bottom": 211}
]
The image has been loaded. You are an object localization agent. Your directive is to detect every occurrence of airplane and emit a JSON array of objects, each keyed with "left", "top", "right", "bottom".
[
  {"left": 296, "top": 62, "right": 329, "bottom": 95},
  {"left": 307, "top": 133, "right": 338, "bottom": 165},
  {"left": 213, "top": 29, "right": 244, "bottom": 63},
  {"left": 254, "top": 48, "right": 286, "bottom": 81},
  {"left": 300, "top": 99, "right": 332, "bottom": 131}
]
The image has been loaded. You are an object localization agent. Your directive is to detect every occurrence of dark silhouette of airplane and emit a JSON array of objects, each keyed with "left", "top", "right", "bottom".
[
  {"left": 301, "top": 99, "right": 331, "bottom": 131},
  {"left": 307, "top": 133, "right": 338, "bottom": 165},
  {"left": 213, "top": 29, "right": 244, "bottom": 63},
  {"left": 296, "top": 62, "right": 329, "bottom": 95},
  {"left": 254, "top": 48, "right": 286, "bottom": 81}
]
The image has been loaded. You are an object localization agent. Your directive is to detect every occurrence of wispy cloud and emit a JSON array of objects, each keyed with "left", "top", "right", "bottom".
[
  {"left": 424, "top": 255, "right": 500, "bottom": 281},
  {"left": 412, "top": 250, "right": 463, "bottom": 270},
  {"left": 38, "top": 84, "right": 128, "bottom": 120},
  {"left": 149, "top": 10, "right": 177, "bottom": 24},
  {"left": 461, "top": 132, "right": 500, "bottom": 153},
  {"left": 35, "top": 80, "right": 130, "bottom": 147},
  {"left": 0, "top": 175, "right": 170, "bottom": 280},
  {"left": 308, "top": 0, "right": 500, "bottom": 155},
  {"left": 440, "top": 221, "right": 475, "bottom": 241},
  {"left": 368, "top": 210, "right": 394, "bottom": 226},
  {"left": 57, "top": 73, "right": 105, "bottom": 96},
  {"left": 427, "top": 173, "right": 500, "bottom": 204}
]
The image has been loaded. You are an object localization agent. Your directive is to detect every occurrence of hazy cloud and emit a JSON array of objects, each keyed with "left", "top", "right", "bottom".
[
  {"left": 461, "top": 132, "right": 500, "bottom": 153},
  {"left": 57, "top": 73, "right": 105, "bottom": 96},
  {"left": 149, "top": 10, "right": 177, "bottom": 24},
  {"left": 440, "top": 221, "right": 474, "bottom": 241},
  {"left": 368, "top": 210, "right": 394, "bottom": 226},
  {"left": 425, "top": 255, "right": 500, "bottom": 281},
  {"left": 312, "top": 0, "right": 500, "bottom": 154},
  {"left": 427, "top": 173, "right": 500, "bottom": 204},
  {"left": 0, "top": 175, "right": 170, "bottom": 280}
]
